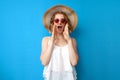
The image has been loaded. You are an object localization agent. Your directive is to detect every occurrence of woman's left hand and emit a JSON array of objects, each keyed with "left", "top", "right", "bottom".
[{"left": 63, "top": 23, "right": 71, "bottom": 42}]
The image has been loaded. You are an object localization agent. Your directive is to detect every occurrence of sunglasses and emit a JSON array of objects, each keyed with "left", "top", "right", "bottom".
[{"left": 54, "top": 18, "right": 66, "bottom": 24}]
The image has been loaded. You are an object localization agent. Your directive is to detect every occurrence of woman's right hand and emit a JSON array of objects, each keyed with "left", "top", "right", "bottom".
[{"left": 50, "top": 24, "right": 56, "bottom": 43}]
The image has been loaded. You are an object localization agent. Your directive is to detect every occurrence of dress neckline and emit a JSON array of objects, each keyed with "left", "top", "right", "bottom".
[{"left": 54, "top": 44, "right": 68, "bottom": 48}]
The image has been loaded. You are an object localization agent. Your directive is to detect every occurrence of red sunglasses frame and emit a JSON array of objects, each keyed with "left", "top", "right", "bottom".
[{"left": 54, "top": 18, "right": 66, "bottom": 24}]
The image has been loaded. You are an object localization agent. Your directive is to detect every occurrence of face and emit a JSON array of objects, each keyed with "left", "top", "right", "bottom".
[{"left": 53, "top": 13, "right": 66, "bottom": 34}]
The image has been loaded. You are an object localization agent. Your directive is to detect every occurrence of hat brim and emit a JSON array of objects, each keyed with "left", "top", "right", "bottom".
[{"left": 43, "top": 5, "right": 78, "bottom": 33}]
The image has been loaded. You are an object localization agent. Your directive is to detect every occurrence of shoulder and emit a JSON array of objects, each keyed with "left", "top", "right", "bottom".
[
  {"left": 42, "top": 36, "right": 50, "bottom": 41},
  {"left": 71, "top": 37, "right": 77, "bottom": 47},
  {"left": 42, "top": 36, "right": 50, "bottom": 44},
  {"left": 71, "top": 38, "right": 76, "bottom": 42},
  {"left": 71, "top": 38, "right": 76, "bottom": 44}
]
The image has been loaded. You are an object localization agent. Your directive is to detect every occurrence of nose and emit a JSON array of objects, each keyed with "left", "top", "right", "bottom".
[{"left": 58, "top": 20, "right": 62, "bottom": 25}]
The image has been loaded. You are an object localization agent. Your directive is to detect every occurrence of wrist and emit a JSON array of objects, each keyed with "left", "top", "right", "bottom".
[{"left": 50, "top": 36, "right": 55, "bottom": 43}]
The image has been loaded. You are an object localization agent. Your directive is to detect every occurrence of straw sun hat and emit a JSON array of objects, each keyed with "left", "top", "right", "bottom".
[{"left": 43, "top": 5, "right": 78, "bottom": 33}]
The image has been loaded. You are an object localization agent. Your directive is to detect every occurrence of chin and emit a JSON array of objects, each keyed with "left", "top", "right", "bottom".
[{"left": 57, "top": 30, "right": 63, "bottom": 34}]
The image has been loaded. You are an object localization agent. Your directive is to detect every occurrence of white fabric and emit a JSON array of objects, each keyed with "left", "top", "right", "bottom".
[{"left": 43, "top": 38, "right": 77, "bottom": 80}]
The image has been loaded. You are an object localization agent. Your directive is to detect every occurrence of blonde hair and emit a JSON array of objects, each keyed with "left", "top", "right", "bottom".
[{"left": 49, "top": 11, "right": 73, "bottom": 33}]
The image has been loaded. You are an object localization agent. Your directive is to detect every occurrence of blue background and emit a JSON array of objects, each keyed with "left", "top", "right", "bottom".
[{"left": 0, "top": 0, "right": 120, "bottom": 80}]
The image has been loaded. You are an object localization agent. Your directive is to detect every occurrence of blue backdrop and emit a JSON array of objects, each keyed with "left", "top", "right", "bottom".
[{"left": 0, "top": 0, "right": 120, "bottom": 80}]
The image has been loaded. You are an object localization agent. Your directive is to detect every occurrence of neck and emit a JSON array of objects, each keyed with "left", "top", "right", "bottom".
[{"left": 55, "top": 33, "right": 64, "bottom": 40}]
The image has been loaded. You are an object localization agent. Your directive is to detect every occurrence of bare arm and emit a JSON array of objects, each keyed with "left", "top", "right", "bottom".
[
  {"left": 63, "top": 23, "right": 79, "bottom": 66},
  {"left": 40, "top": 25, "right": 56, "bottom": 66},
  {"left": 40, "top": 37, "right": 54, "bottom": 66},
  {"left": 68, "top": 38, "right": 79, "bottom": 66}
]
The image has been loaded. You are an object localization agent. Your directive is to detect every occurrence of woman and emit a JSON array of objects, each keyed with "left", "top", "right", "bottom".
[{"left": 40, "top": 5, "right": 79, "bottom": 80}]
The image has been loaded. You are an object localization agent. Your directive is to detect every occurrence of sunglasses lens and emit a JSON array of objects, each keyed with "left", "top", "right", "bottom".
[
  {"left": 61, "top": 19, "right": 66, "bottom": 23},
  {"left": 54, "top": 19, "right": 59, "bottom": 23},
  {"left": 54, "top": 19, "right": 66, "bottom": 23}
]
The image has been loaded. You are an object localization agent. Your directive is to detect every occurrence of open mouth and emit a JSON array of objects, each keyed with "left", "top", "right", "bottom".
[
  {"left": 58, "top": 26, "right": 62, "bottom": 29},
  {"left": 57, "top": 26, "right": 63, "bottom": 31}
]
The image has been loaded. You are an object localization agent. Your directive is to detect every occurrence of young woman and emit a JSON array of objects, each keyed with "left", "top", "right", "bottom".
[{"left": 40, "top": 5, "right": 79, "bottom": 80}]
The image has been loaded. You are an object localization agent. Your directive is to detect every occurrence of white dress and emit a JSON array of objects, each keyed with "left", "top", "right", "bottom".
[{"left": 43, "top": 38, "right": 77, "bottom": 80}]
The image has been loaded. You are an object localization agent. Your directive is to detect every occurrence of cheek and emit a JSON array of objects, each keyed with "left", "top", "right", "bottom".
[
  {"left": 63, "top": 23, "right": 66, "bottom": 27},
  {"left": 54, "top": 22, "right": 58, "bottom": 26}
]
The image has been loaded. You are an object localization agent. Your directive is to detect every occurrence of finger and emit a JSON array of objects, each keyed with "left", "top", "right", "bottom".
[
  {"left": 52, "top": 25, "right": 56, "bottom": 34},
  {"left": 65, "top": 24, "right": 69, "bottom": 33},
  {"left": 63, "top": 28, "right": 67, "bottom": 35},
  {"left": 65, "top": 23, "right": 68, "bottom": 30},
  {"left": 54, "top": 25, "right": 57, "bottom": 35}
]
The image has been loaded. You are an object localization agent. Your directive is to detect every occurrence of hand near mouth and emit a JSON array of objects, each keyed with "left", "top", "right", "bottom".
[
  {"left": 50, "top": 24, "right": 56, "bottom": 43},
  {"left": 63, "top": 23, "right": 71, "bottom": 42}
]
